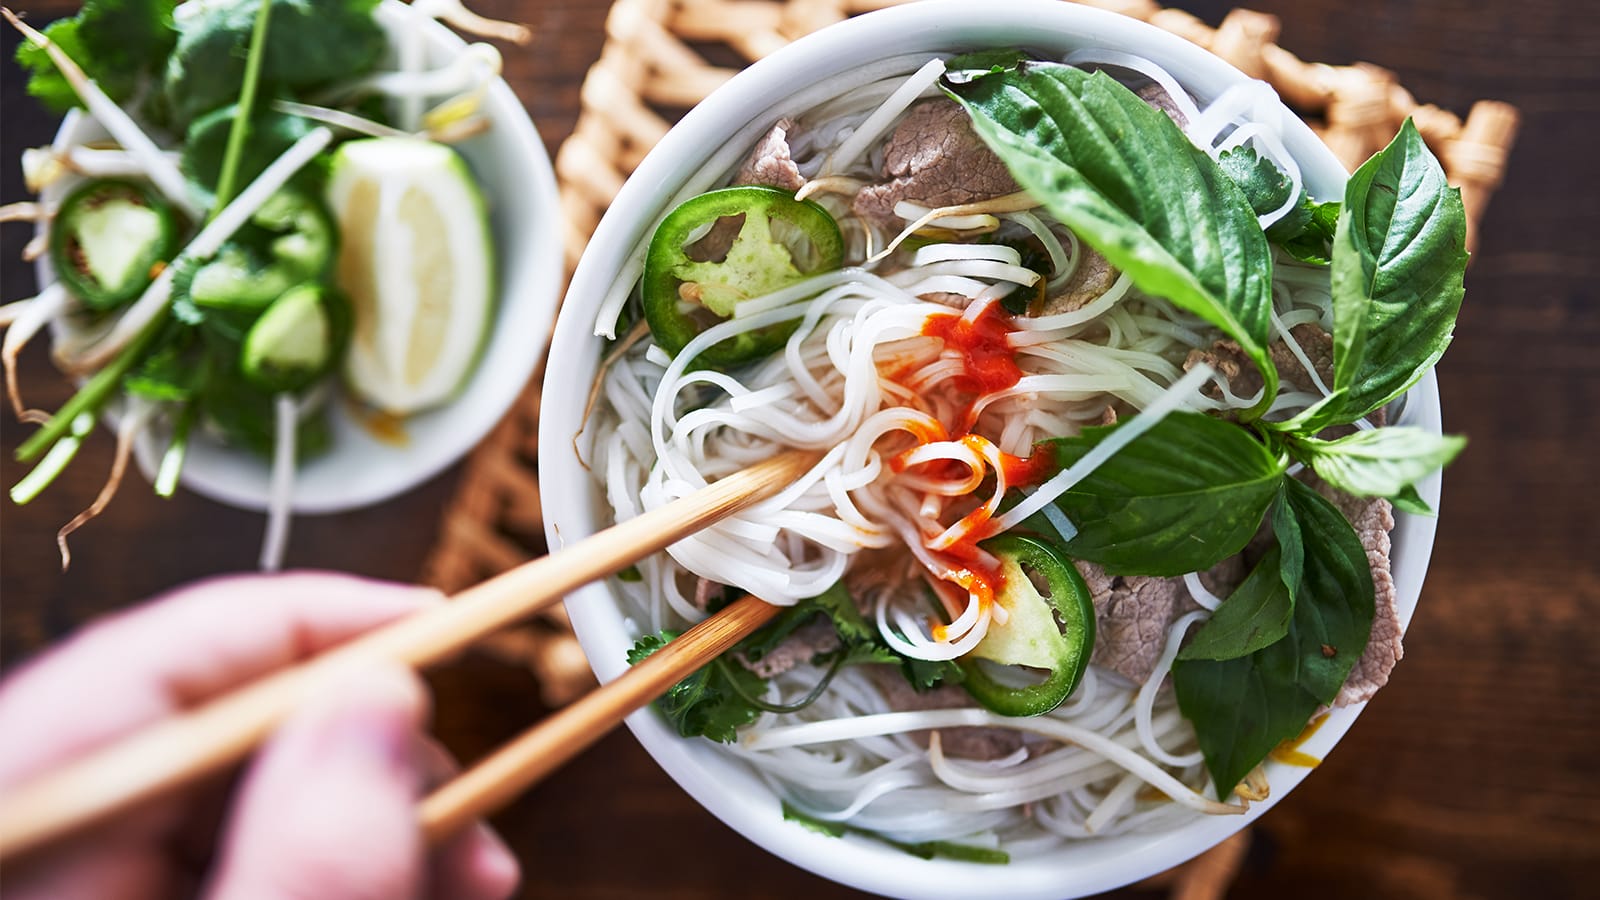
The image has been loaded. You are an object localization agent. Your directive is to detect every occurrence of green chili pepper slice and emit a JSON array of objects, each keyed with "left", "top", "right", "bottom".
[
  {"left": 642, "top": 186, "right": 843, "bottom": 368},
  {"left": 240, "top": 283, "right": 352, "bottom": 393},
  {"left": 187, "top": 187, "right": 336, "bottom": 312},
  {"left": 49, "top": 178, "right": 180, "bottom": 310},
  {"left": 958, "top": 534, "right": 1095, "bottom": 717}
]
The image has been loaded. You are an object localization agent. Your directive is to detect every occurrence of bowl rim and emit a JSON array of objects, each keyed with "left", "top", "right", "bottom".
[
  {"left": 35, "top": 0, "right": 563, "bottom": 515},
  {"left": 540, "top": 2, "right": 1441, "bottom": 897}
]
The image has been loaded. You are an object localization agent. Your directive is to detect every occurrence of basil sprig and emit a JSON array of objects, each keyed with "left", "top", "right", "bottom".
[
  {"left": 1036, "top": 412, "right": 1285, "bottom": 576},
  {"left": 956, "top": 57, "right": 1473, "bottom": 796},
  {"left": 945, "top": 62, "right": 1279, "bottom": 419}
]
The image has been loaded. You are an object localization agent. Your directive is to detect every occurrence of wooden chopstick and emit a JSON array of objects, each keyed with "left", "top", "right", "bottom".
[
  {"left": 0, "top": 449, "right": 818, "bottom": 862},
  {"left": 418, "top": 593, "right": 781, "bottom": 841}
]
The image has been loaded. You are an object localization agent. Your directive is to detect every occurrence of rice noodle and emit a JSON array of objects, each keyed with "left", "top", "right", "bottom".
[{"left": 258, "top": 394, "right": 298, "bottom": 572}]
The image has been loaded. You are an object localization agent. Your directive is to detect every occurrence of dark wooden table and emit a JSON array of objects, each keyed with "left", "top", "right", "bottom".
[{"left": 3, "top": 1, "right": 1596, "bottom": 897}]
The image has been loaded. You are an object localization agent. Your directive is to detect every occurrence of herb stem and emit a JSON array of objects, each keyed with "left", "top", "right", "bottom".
[
  {"left": 154, "top": 401, "right": 198, "bottom": 498},
  {"left": 210, "top": 0, "right": 276, "bottom": 216},
  {"left": 9, "top": 412, "right": 95, "bottom": 504},
  {"left": 720, "top": 653, "right": 846, "bottom": 714},
  {"left": 15, "top": 309, "right": 168, "bottom": 463}
]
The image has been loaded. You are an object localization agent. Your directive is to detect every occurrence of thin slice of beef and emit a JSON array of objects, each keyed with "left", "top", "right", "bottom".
[
  {"left": 867, "top": 667, "right": 1025, "bottom": 760},
  {"left": 1184, "top": 322, "right": 1335, "bottom": 400},
  {"left": 735, "top": 118, "right": 806, "bottom": 192},
  {"left": 735, "top": 618, "right": 841, "bottom": 679},
  {"left": 1137, "top": 82, "right": 1191, "bottom": 129},
  {"left": 1076, "top": 558, "right": 1247, "bottom": 684},
  {"left": 852, "top": 100, "right": 1020, "bottom": 229},
  {"left": 1036, "top": 245, "right": 1119, "bottom": 315}
]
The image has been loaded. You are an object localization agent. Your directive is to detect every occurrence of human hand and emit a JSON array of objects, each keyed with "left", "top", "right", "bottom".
[{"left": 0, "top": 572, "right": 521, "bottom": 900}]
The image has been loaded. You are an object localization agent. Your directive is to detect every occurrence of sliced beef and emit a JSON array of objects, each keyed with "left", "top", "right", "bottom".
[
  {"left": 852, "top": 100, "right": 1020, "bottom": 229},
  {"left": 735, "top": 618, "right": 841, "bottom": 679},
  {"left": 1184, "top": 322, "right": 1335, "bottom": 400},
  {"left": 1036, "top": 245, "right": 1119, "bottom": 315},
  {"left": 735, "top": 118, "right": 806, "bottom": 193},
  {"left": 917, "top": 291, "right": 970, "bottom": 309},
  {"left": 1137, "top": 82, "right": 1191, "bottom": 130},
  {"left": 1076, "top": 558, "right": 1247, "bottom": 684},
  {"left": 867, "top": 667, "right": 1025, "bottom": 760}
]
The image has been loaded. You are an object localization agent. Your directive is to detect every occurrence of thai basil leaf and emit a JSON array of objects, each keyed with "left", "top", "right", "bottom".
[
  {"left": 1036, "top": 411, "right": 1285, "bottom": 576},
  {"left": 947, "top": 63, "right": 1278, "bottom": 418},
  {"left": 1173, "top": 478, "right": 1375, "bottom": 795},
  {"left": 1291, "top": 426, "right": 1465, "bottom": 503},
  {"left": 1392, "top": 483, "right": 1432, "bottom": 516},
  {"left": 1279, "top": 478, "right": 1375, "bottom": 700},
  {"left": 1329, "top": 119, "right": 1468, "bottom": 422},
  {"left": 1179, "top": 544, "right": 1295, "bottom": 662}
]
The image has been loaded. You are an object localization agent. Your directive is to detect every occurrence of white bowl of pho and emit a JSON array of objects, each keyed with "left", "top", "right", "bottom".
[{"left": 541, "top": 1, "right": 1466, "bottom": 896}]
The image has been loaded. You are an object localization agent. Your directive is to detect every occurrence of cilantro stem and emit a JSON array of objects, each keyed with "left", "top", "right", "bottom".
[
  {"left": 719, "top": 653, "right": 845, "bottom": 714},
  {"left": 210, "top": 0, "right": 275, "bottom": 216},
  {"left": 15, "top": 310, "right": 168, "bottom": 463},
  {"left": 154, "top": 400, "right": 198, "bottom": 498},
  {"left": 9, "top": 412, "right": 94, "bottom": 504}
]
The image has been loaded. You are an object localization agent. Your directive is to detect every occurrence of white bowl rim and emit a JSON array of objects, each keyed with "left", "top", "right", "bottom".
[
  {"left": 35, "top": 0, "right": 563, "bottom": 515},
  {"left": 541, "top": 2, "right": 1441, "bottom": 897}
]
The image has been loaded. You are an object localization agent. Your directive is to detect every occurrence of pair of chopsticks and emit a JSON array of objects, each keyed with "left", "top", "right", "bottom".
[{"left": 0, "top": 450, "right": 817, "bottom": 862}]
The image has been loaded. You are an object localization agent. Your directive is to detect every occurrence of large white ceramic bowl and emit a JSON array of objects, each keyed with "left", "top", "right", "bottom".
[
  {"left": 37, "top": 0, "right": 562, "bottom": 513},
  {"left": 541, "top": 2, "right": 1441, "bottom": 897}
]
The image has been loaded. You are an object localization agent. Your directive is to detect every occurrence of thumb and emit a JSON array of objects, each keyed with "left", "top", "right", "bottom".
[{"left": 207, "top": 663, "right": 428, "bottom": 900}]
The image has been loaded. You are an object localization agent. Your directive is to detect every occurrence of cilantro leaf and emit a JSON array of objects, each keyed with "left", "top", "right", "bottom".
[
  {"left": 162, "top": 0, "right": 386, "bottom": 128},
  {"left": 14, "top": 0, "right": 177, "bottom": 113},
  {"left": 627, "top": 631, "right": 766, "bottom": 743}
]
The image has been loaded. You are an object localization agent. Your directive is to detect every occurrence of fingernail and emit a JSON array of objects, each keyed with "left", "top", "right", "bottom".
[{"left": 473, "top": 821, "right": 522, "bottom": 896}]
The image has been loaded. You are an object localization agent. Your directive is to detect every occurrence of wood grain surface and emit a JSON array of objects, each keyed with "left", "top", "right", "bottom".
[{"left": 2, "top": 1, "right": 1596, "bottom": 898}]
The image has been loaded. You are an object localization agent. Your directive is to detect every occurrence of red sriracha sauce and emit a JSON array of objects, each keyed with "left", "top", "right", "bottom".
[{"left": 922, "top": 302, "right": 1024, "bottom": 394}]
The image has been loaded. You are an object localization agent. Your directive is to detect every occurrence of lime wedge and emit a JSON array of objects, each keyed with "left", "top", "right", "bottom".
[{"left": 325, "top": 138, "right": 495, "bottom": 414}]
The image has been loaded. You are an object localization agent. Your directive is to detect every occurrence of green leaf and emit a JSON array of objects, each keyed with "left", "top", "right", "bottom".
[
  {"left": 162, "top": 0, "right": 386, "bottom": 127},
  {"left": 1217, "top": 145, "right": 1298, "bottom": 227},
  {"left": 1037, "top": 411, "right": 1286, "bottom": 576},
  {"left": 1391, "top": 483, "right": 1433, "bottom": 516},
  {"left": 947, "top": 63, "right": 1278, "bottom": 417},
  {"left": 15, "top": 19, "right": 87, "bottom": 113},
  {"left": 124, "top": 332, "right": 207, "bottom": 402},
  {"left": 15, "top": 0, "right": 176, "bottom": 112},
  {"left": 1178, "top": 545, "right": 1294, "bottom": 662},
  {"left": 1173, "top": 478, "right": 1375, "bottom": 795},
  {"left": 1292, "top": 426, "right": 1465, "bottom": 502},
  {"left": 780, "top": 802, "right": 1010, "bottom": 864},
  {"left": 1276, "top": 200, "right": 1340, "bottom": 265},
  {"left": 781, "top": 801, "right": 845, "bottom": 837},
  {"left": 627, "top": 631, "right": 766, "bottom": 743},
  {"left": 1329, "top": 120, "right": 1468, "bottom": 422}
]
